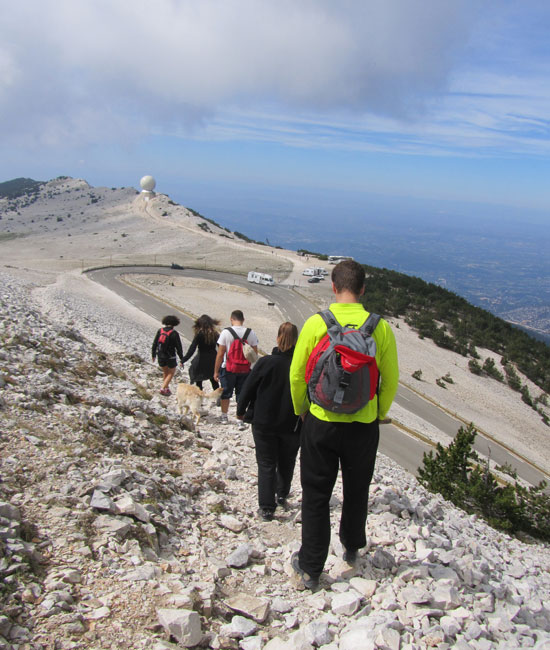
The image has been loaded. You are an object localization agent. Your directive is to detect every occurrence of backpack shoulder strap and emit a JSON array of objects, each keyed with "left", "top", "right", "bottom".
[
  {"left": 360, "top": 313, "right": 381, "bottom": 335},
  {"left": 243, "top": 327, "right": 251, "bottom": 343},
  {"left": 226, "top": 327, "right": 239, "bottom": 340},
  {"left": 317, "top": 309, "right": 338, "bottom": 329}
]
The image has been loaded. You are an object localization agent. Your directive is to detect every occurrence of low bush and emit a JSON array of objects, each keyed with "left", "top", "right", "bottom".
[{"left": 418, "top": 423, "right": 550, "bottom": 541}]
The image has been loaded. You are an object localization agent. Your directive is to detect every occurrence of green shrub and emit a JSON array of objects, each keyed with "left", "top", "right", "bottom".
[
  {"left": 418, "top": 424, "right": 550, "bottom": 541},
  {"left": 504, "top": 363, "right": 522, "bottom": 391},
  {"left": 521, "top": 385, "right": 533, "bottom": 407},
  {"left": 483, "top": 358, "right": 504, "bottom": 382},
  {"left": 468, "top": 359, "right": 482, "bottom": 375},
  {"left": 412, "top": 369, "right": 423, "bottom": 381}
]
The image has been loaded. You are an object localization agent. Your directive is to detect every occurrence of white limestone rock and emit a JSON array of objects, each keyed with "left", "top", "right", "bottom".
[
  {"left": 331, "top": 591, "right": 361, "bottom": 616},
  {"left": 157, "top": 609, "right": 202, "bottom": 647}
]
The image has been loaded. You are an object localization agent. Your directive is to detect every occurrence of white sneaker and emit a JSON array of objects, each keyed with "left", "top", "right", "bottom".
[{"left": 220, "top": 414, "right": 229, "bottom": 424}]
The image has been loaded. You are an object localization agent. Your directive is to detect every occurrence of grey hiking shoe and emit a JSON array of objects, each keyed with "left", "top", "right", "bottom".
[{"left": 291, "top": 552, "right": 319, "bottom": 591}]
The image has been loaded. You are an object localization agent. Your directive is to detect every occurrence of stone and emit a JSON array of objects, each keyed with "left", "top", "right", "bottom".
[
  {"left": 400, "top": 586, "right": 431, "bottom": 605},
  {"left": 285, "top": 630, "right": 314, "bottom": 650},
  {"left": 0, "top": 502, "right": 21, "bottom": 521},
  {"left": 93, "top": 514, "right": 132, "bottom": 537},
  {"left": 431, "top": 585, "right": 461, "bottom": 610},
  {"left": 90, "top": 489, "right": 115, "bottom": 511},
  {"left": 85, "top": 606, "right": 111, "bottom": 620},
  {"left": 331, "top": 591, "right": 361, "bottom": 616},
  {"left": 339, "top": 623, "right": 377, "bottom": 650},
  {"left": 328, "top": 558, "right": 357, "bottom": 580},
  {"left": 219, "top": 615, "right": 258, "bottom": 638},
  {"left": 304, "top": 620, "right": 332, "bottom": 646},
  {"left": 219, "top": 514, "right": 245, "bottom": 533},
  {"left": 114, "top": 495, "right": 151, "bottom": 522},
  {"left": 225, "top": 593, "right": 270, "bottom": 623},
  {"left": 440, "top": 615, "right": 462, "bottom": 638},
  {"left": 97, "top": 470, "right": 130, "bottom": 491},
  {"left": 226, "top": 544, "right": 252, "bottom": 568},
  {"left": 271, "top": 597, "right": 293, "bottom": 614},
  {"left": 157, "top": 609, "right": 202, "bottom": 647},
  {"left": 372, "top": 549, "right": 396, "bottom": 570},
  {"left": 124, "top": 565, "right": 158, "bottom": 581},
  {"left": 240, "top": 637, "right": 264, "bottom": 650},
  {"left": 349, "top": 577, "right": 377, "bottom": 599},
  {"left": 264, "top": 638, "right": 290, "bottom": 650},
  {"left": 375, "top": 626, "right": 401, "bottom": 650}
]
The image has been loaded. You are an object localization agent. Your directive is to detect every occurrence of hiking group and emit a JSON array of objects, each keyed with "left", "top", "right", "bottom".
[{"left": 151, "top": 259, "right": 399, "bottom": 591}]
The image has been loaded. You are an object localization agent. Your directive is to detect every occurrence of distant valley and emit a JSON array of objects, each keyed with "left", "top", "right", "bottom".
[{"left": 197, "top": 197, "right": 550, "bottom": 341}]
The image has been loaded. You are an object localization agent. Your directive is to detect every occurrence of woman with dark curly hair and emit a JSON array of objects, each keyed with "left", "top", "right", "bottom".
[
  {"left": 152, "top": 315, "right": 184, "bottom": 396},
  {"left": 182, "top": 314, "right": 220, "bottom": 391}
]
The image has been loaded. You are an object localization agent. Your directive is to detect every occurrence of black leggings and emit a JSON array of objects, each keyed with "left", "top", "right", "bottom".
[{"left": 252, "top": 427, "right": 300, "bottom": 510}]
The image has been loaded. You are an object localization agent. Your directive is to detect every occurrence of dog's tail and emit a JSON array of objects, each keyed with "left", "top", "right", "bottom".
[{"left": 203, "top": 387, "right": 223, "bottom": 402}]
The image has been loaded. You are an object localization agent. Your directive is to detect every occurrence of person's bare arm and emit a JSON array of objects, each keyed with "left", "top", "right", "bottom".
[{"left": 213, "top": 345, "right": 226, "bottom": 382}]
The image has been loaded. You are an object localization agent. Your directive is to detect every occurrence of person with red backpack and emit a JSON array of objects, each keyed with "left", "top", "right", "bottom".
[
  {"left": 289, "top": 260, "right": 399, "bottom": 591},
  {"left": 214, "top": 310, "right": 259, "bottom": 423},
  {"left": 152, "top": 315, "right": 184, "bottom": 396}
]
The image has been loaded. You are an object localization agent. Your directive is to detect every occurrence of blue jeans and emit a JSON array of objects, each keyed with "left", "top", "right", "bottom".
[{"left": 219, "top": 367, "right": 249, "bottom": 400}]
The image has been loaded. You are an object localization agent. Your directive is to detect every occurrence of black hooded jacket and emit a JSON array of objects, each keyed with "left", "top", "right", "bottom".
[{"left": 237, "top": 347, "right": 300, "bottom": 433}]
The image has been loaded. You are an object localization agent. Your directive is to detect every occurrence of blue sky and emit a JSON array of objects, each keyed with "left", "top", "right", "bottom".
[{"left": 1, "top": 1, "right": 550, "bottom": 223}]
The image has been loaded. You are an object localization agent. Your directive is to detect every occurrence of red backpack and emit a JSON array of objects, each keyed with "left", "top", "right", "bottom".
[
  {"left": 225, "top": 327, "right": 252, "bottom": 374},
  {"left": 156, "top": 327, "right": 173, "bottom": 355}
]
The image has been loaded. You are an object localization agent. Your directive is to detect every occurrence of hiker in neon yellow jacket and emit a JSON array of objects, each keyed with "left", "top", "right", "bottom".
[{"left": 289, "top": 260, "right": 398, "bottom": 590}]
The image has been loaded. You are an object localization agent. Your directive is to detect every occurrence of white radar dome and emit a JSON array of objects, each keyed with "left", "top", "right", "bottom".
[{"left": 140, "top": 175, "right": 156, "bottom": 192}]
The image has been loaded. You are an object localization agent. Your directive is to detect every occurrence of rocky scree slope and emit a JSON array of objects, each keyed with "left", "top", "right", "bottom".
[{"left": 1, "top": 271, "right": 550, "bottom": 650}]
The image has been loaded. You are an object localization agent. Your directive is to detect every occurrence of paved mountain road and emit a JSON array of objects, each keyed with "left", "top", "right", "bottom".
[{"left": 87, "top": 266, "right": 548, "bottom": 485}]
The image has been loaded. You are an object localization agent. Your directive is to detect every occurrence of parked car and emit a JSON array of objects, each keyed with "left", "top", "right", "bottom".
[{"left": 307, "top": 276, "right": 321, "bottom": 283}]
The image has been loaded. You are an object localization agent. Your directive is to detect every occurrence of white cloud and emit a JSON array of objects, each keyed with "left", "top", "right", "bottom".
[
  {"left": 1, "top": 0, "right": 549, "bottom": 161},
  {"left": 0, "top": 0, "right": 478, "bottom": 148}
]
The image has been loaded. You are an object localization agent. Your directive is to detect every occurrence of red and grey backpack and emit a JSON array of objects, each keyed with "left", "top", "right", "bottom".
[
  {"left": 305, "top": 310, "right": 380, "bottom": 413},
  {"left": 225, "top": 327, "right": 252, "bottom": 374}
]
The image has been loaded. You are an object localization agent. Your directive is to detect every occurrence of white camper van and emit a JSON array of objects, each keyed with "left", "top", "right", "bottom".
[
  {"left": 247, "top": 271, "right": 274, "bottom": 286},
  {"left": 303, "top": 267, "right": 326, "bottom": 277}
]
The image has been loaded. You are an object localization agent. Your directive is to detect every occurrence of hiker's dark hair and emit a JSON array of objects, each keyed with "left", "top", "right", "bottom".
[
  {"left": 277, "top": 322, "right": 298, "bottom": 353},
  {"left": 231, "top": 310, "right": 244, "bottom": 322},
  {"left": 161, "top": 314, "right": 180, "bottom": 327},
  {"left": 193, "top": 314, "right": 220, "bottom": 345},
  {"left": 331, "top": 260, "right": 365, "bottom": 295}
]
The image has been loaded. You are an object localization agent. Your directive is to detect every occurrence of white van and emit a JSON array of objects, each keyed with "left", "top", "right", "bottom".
[
  {"left": 248, "top": 271, "right": 274, "bottom": 286},
  {"left": 303, "top": 267, "right": 326, "bottom": 277}
]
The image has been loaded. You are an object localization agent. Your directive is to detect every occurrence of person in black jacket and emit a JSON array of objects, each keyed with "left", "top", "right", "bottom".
[
  {"left": 151, "top": 315, "right": 184, "bottom": 396},
  {"left": 181, "top": 314, "right": 220, "bottom": 391},
  {"left": 237, "top": 322, "right": 300, "bottom": 521}
]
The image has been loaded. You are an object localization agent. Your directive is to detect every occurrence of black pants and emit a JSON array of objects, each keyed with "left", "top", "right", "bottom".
[
  {"left": 252, "top": 426, "right": 301, "bottom": 511},
  {"left": 298, "top": 413, "right": 380, "bottom": 578},
  {"left": 195, "top": 378, "right": 219, "bottom": 391}
]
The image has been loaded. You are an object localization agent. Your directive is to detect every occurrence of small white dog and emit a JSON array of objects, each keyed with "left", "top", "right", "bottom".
[{"left": 176, "top": 384, "right": 223, "bottom": 426}]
